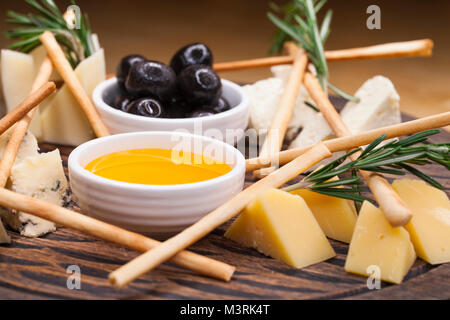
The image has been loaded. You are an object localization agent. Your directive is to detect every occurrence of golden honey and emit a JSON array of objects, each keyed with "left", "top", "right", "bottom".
[{"left": 85, "top": 148, "right": 232, "bottom": 185}]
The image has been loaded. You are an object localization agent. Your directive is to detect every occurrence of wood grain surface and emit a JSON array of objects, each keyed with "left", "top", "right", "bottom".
[{"left": 0, "top": 105, "right": 448, "bottom": 300}]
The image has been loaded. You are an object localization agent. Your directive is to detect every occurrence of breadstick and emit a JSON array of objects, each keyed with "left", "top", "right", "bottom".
[
  {"left": 254, "top": 49, "right": 308, "bottom": 178},
  {"left": 246, "top": 111, "right": 450, "bottom": 172},
  {"left": 0, "top": 187, "right": 235, "bottom": 282},
  {"left": 213, "top": 39, "right": 434, "bottom": 72},
  {"left": 40, "top": 31, "right": 110, "bottom": 138}
]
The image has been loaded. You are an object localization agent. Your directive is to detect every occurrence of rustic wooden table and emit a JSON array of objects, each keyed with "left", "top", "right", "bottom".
[{"left": 0, "top": 105, "right": 448, "bottom": 300}]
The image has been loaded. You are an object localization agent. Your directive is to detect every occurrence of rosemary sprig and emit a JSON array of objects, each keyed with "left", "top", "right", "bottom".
[
  {"left": 5, "top": 0, "right": 94, "bottom": 68},
  {"left": 268, "top": 0, "right": 359, "bottom": 102},
  {"left": 283, "top": 129, "right": 449, "bottom": 203}
]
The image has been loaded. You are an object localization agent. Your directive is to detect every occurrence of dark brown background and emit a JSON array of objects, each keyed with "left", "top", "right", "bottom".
[{"left": 1, "top": 0, "right": 449, "bottom": 123}]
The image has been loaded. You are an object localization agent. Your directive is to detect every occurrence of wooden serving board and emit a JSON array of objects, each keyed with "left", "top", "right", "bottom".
[{"left": 0, "top": 101, "right": 449, "bottom": 300}]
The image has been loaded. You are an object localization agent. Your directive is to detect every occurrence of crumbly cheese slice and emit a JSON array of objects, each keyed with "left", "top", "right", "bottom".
[
  {"left": 0, "top": 129, "right": 40, "bottom": 163},
  {"left": 1, "top": 50, "right": 42, "bottom": 139},
  {"left": 1, "top": 149, "right": 70, "bottom": 238},
  {"left": 341, "top": 76, "right": 401, "bottom": 133},
  {"left": 243, "top": 77, "right": 316, "bottom": 133},
  {"left": 289, "top": 75, "right": 401, "bottom": 151},
  {"left": 40, "top": 49, "right": 105, "bottom": 146},
  {"left": 29, "top": 46, "right": 62, "bottom": 81}
]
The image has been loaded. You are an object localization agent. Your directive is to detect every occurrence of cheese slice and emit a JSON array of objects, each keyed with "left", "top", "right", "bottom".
[
  {"left": 345, "top": 201, "right": 416, "bottom": 284},
  {"left": 243, "top": 77, "right": 316, "bottom": 134},
  {"left": 29, "top": 46, "right": 62, "bottom": 81},
  {"left": 0, "top": 129, "right": 40, "bottom": 163},
  {"left": 225, "top": 189, "right": 336, "bottom": 268},
  {"left": 40, "top": 49, "right": 105, "bottom": 146},
  {"left": 1, "top": 149, "right": 70, "bottom": 238},
  {"left": 290, "top": 188, "right": 357, "bottom": 243},
  {"left": 341, "top": 76, "right": 401, "bottom": 133},
  {"left": 392, "top": 179, "right": 450, "bottom": 265},
  {"left": 289, "top": 76, "right": 401, "bottom": 150},
  {"left": 1, "top": 50, "right": 42, "bottom": 138}
]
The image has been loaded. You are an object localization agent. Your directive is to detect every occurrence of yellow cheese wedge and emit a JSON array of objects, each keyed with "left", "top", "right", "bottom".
[
  {"left": 392, "top": 179, "right": 450, "bottom": 265},
  {"left": 225, "top": 189, "right": 336, "bottom": 268},
  {"left": 40, "top": 49, "right": 105, "bottom": 146},
  {"left": 290, "top": 188, "right": 357, "bottom": 243},
  {"left": 1, "top": 50, "right": 42, "bottom": 139},
  {"left": 345, "top": 201, "right": 416, "bottom": 284}
]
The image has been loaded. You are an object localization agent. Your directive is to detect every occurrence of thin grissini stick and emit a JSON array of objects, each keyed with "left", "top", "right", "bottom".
[
  {"left": 303, "top": 72, "right": 412, "bottom": 227},
  {"left": 109, "top": 143, "right": 332, "bottom": 289},
  {"left": 324, "top": 39, "right": 434, "bottom": 61},
  {"left": 213, "top": 39, "right": 434, "bottom": 72},
  {"left": 254, "top": 49, "right": 308, "bottom": 178},
  {"left": 246, "top": 111, "right": 450, "bottom": 172},
  {"left": 213, "top": 55, "right": 294, "bottom": 72},
  {"left": 0, "top": 82, "right": 56, "bottom": 136},
  {"left": 0, "top": 58, "right": 54, "bottom": 188},
  {"left": 40, "top": 31, "right": 110, "bottom": 138},
  {"left": 0, "top": 187, "right": 235, "bottom": 282}
]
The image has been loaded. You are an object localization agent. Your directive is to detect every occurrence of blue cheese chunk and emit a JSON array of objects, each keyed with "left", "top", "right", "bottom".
[
  {"left": 0, "top": 129, "right": 39, "bottom": 163},
  {"left": 1, "top": 149, "right": 69, "bottom": 238}
]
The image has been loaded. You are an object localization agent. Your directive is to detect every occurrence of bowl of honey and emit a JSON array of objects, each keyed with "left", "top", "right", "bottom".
[{"left": 68, "top": 131, "right": 246, "bottom": 234}]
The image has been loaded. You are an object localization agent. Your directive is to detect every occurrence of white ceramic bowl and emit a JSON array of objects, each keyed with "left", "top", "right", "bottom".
[
  {"left": 68, "top": 131, "right": 246, "bottom": 234},
  {"left": 93, "top": 78, "right": 250, "bottom": 144}
]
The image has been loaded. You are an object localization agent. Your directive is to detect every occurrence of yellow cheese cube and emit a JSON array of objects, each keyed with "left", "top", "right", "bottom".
[
  {"left": 291, "top": 189, "right": 357, "bottom": 243},
  {"left": 225, "top": 189, "right": 336, "bottom": 269},
  {"left": 392, "top": 179, "right": 450, "bottom": 265},
  {"left": 345, "top": 201, "right": 416, "bottom": 284}
]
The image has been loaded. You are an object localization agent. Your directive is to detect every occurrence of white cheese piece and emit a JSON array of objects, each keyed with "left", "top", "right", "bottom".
[
  {"left": 0, "top": 221, "right": 11, "bottom": 244},
  {"left": 29, "top": 46, "right": 62, "bottom": 81},
  {"left": 271, "top": 65, "right": 294, "bottom": 83},
  {"left": 40, "top": 49, "right": 106, "bottom": 146},
  {"left": 0, "top": 129, "right": 40, "bottom": 163},
  {"left": 243, "top": 77, "right": 315, "bottom": 133},
  {"left": 1, "top": 50, "right": 42, "bottom": 139},
  {"left": 341, "top": 76, "right": 401, "bottom": 133},
  {"left": 1, "top": 149, "right": 70, "bottom": 238},
  {"left": 289, "top": 76, "right": 401, "bottom": 150},
  {"left": 289, "top": 113, "right": 333, "bottom": 150}
]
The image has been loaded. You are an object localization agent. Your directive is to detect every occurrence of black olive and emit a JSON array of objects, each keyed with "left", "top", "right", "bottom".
[
  {"left": 178, "top": 65, "right": 222, "bottom": 106},
  {"left": 188, "top": 108, "right": 217, "bottom": 118},
  {"left": 165, "top": 96, "right": 193, "bottom": 118},
  {"left": 113, "top": 92, "right": 134, "bottom": 112},
  {"left": 170, "top": 43, "right": 213, "bottom": 75},
  {"left": 125, "top": 98, "right": 164, "bottom": 118},
  {"left": 210, "top": 97, "right": 231, "bottom": 113},
  {"left": 116, "top": 54, "right": 147, "bottom": 85},
  {"left": 125, "top": 61, "right": 177, "bottom": 101}
]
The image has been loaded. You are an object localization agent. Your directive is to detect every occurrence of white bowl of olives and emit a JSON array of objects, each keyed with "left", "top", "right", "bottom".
[{"left": 92, "top": 43, "right": 250, "bottom": 144}]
